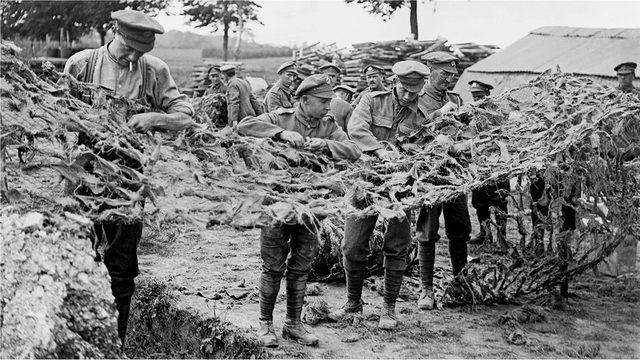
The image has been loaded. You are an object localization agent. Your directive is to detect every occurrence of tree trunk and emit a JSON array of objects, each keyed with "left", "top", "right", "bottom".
[
  {"left": 222, "top": 1, "right": 229, "bottom": 61},
  {"left": 409, "top": 0, "right": 418, "bottom": 40},
  {"left": 233, "top": 3, "right": 244, "bottom": 61}
]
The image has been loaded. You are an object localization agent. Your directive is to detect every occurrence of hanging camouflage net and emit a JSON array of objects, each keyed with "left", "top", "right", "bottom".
[{"left": 2, "top": 40, "right": 639, "bottom": 307}]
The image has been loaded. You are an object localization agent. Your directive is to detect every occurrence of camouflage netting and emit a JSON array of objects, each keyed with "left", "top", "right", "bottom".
[
  {"left": 2, "top": 40, "right": 639, "bottom": 308},
  {"left": 0, "top": 210, "right": 120, "bottom": 358}
]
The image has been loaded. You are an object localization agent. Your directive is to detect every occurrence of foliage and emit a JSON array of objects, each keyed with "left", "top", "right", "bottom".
[
  {"left": 345, "top": 0, "right": 406, "bottom": 20},
  {"left": 202, "top": 45, "right": 292, "bottom": 59},
  {"left": 0, "top": 0, "right": 167, "bottom": 42}
]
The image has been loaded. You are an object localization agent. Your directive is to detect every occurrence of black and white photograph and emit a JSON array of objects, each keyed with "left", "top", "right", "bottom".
[{"left": 1, "top": 0, "right": 638, "bottom": 358}]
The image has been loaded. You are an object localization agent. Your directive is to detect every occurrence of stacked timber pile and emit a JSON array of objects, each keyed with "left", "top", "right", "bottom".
[
  {"left": 295, "top": 38, "right": 498, "bottom": 88},
  {"left": 3, "top": 40, "right": 639, "bottom": 309}
]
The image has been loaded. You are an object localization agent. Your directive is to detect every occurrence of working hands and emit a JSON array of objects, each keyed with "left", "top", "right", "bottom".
[
  {"left": 440, "top": 101, "right": 459, "bottom": 114},
  {"left": 303, "top": 138, "right": 328, "bottom": 153},
  {"left": 374, "top": 148, "right": 398, "bottom": 162},
  {"left": 278, "top": 130, "right": 305, "bottom": 147},
  {"left": 128, "top": 113, "right": 159, "bottom": 132}
]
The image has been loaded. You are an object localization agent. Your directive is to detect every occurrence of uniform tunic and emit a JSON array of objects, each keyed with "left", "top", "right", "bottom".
[
  {"left": 203, "top": 82, "right": 227, "bottom": 96},
  {"left": 263, "top": 79, "right": 294, "bottom": 111},
  {"left": 617, "top": 85, "right": 640, "bottom": 96},
  {"left": 329, "top": 97, "right": 353, "bottom": 134},
  {"left": 238, "top": 105, "right": 361, "bottom": 161},
  {"left": 350, "top": 85, "right": 387, "bottom": 108},
  {"left": 226, "top": 75, "right": 263, "bottom": 125},
  {"left": 64, "top": 43, "right": 193, "bottom": 115}
]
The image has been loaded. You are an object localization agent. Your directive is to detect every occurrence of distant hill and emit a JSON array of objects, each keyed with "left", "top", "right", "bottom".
[{"left": 155, "top": 30, "right": 290, "bottom": 52}]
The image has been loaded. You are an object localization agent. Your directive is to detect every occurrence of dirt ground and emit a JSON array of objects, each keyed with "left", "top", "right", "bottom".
[{"left": 136, "top": 211, "right": 640, "bottom": 359}]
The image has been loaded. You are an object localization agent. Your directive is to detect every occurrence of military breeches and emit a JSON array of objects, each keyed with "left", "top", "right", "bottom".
[
  {"left": 260, "top": 223, "right": 319, "bottom": 277},
  {"left": 416, "top": 194, "right": 472, "bottom": 244},
  {"left": 342, "top": 212, "right": 412, "bottom": 272}
]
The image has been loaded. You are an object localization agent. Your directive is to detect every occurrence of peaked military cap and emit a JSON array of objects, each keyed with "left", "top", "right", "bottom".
[
  {"left": 277, "top": 61, "right": 297, "bottom": 74},
  {"left": 423, "top": 51, "right": 459, "bottom": 74},
  {"left": 207, "top": 65, "right": 221, "bottom": 75},
  {"left": 392, "top": 60, "right": 430, "bottom": 92},
  {"left": 296, "top": 64, "right": 316, "bottom": 80},
  {"left": 614, "top": 62, "right": 637, "bottom": 75},
  {"left": 468, "top": 80, "right": 494, "bottom": 93},
  {"left": 333, "top": 84, "right": 356, "bottom": 94},
  {"left": 295, "top": 74, "right": 336, "bottom": 99},
  {"left": 363, "top": 64, "right": 384, "bottom": 75},
  {"left": 112, "top": 10, "right": 164, "bottom": 53},
  {"left": 319, "top": 63, "right": 342, "bottom": 74}
]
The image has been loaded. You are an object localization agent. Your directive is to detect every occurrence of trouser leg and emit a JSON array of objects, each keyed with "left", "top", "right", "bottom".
[
  {"left": 443, "top": 195, "right": 472, "bottom": 276},
  {"left": 259, "top": 225, "right": 289, "bottom": 322},
  {"left": 342, "top": 214, "right": 377, "bottom": 302},
  {"left": 285, "top": 224, "right": 319, "bottom": 325},
  {"left": 472, "top": 188, "right": 491, "bottom": 241},
  {"left": 416, "top": 205, "right": 442, "bottom": 289},
  {"left": 381, "top": 211, "right": 411, "bottom": 304},
  {"left": 99, "top": 220, "right": 143, "bottom": 343}
]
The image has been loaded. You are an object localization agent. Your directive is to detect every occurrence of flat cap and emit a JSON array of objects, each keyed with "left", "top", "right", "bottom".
[
  {"left": 392, "top": 60, "right": 430, "bottom": 92},
  {"left": 112, "top": 10, "right": 164, "bottom": 53},
  {"left": 295, "top": 74, "right": 336, "bottom": 99},
  {"left": 220, "top": 64, "right": 236, "bottom": 73},
  {"left": 614, "top": 62, "right": 637, "bottom": 75},
  {"left": 333, "top": 84, "right": 356, "bottom": 94},
  {"left": 207, "top": 65, "right": 221, "bottom": 74},
  {"left": 277, "top": 61, "right": 297, "bottom": 74},
  {"left": 319, "top": 63, "right": 342, "bottom": 74},
  {"left": 296, "top": 64, "right": 316, "bottom": 80},
  {"left": 363, "top": 64, "right": 384, "bottom": 75},
  {"left": 468, "top": 80, "right": 494, "bottom": 93},
  {"left": 423, "top": 51, "right": 459, "bottom": 74}
]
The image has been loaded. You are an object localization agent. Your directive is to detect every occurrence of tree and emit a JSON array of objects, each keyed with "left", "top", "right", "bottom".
[
  {"left": 0, "top": 0, "right": 167, "bottom": 45},
  {"left": 181, "top": 0, "right": 262, "bottom": 61},
  {"left": 346, "top": 0, "right": 419, "bottom": 40}
]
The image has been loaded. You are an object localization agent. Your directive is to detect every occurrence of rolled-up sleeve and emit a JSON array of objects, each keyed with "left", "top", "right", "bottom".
[
  {"left": 347, "top": 94, "right": 383, "bottom": 152},
  {"left": 150, "top": 59, "right": 194, "bottom": 116}
]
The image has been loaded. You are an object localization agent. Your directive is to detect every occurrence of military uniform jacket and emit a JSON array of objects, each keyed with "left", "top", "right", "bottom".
[
  {"left": 617, "top": 85, "right": 640, "bottom": 96},
  {"left": 226, "top": 76, "right": 263, "bottom": 125},
  {"left": 329, "top": 98, "right": 353, "bottom": 134},
  {"left": 420, "top": 84, "right": 463, "bottom": 121},
  {"left": 203, "top": 82, "right": 227, "bottom": 96},
  {"left": 238, "top": 105, "right": 361, "bottom": 161},
  {"left": 263, "top": 80, "right": 294, "bottom": 111},
  {"left": 348, "top": 89, "right": 431, "bottom": 152},
  {"left": 351, "top": 86, "right": 387, "bottom": 108}
]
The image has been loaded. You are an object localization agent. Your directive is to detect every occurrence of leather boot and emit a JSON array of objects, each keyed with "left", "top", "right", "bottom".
[
  {"left": 417, "top": 287, "right": 435, "bottom": 310},
  {"left": 378, "top": 302, "right": 398, "bottom": 330},
  {"left": 283, "top": 273, "right": 319, "bottom": 346},
  {"left": 258, "top": 320, "right": 278, "bottom": 348},
  {"left": 328, "top": 268, "right": 365, "bottom": 321}
]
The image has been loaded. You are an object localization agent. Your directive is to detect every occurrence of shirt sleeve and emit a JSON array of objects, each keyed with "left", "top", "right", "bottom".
[
  {"left": 226, "top": 81, "right": 241, "bottom": 125},
  {"left": 324, "top": 122, "right": 362, "bottom": 161},
  {"left": 63, "top": 50, "right": 91, "bottom": 80},
  {"left": 149, "top": 58, "right": 194, "bottom": 116},
  {"left": 237, "top": 112, "right": 284, "bottom": 138},
  {"left": 347, "top": 93, "right": 384, "bottom": 152},
  {"left": 249, "top": 90, "right": 264, "bottom": 116},
  {"left": 264, "top": 90, "right": 284, "bottom": 112}
]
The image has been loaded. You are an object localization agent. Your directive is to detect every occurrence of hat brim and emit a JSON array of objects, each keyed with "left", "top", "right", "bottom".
[
  {"left": 398, "top": 79, "right": 425, "bottom": 93},
  {"left": 616, "top": 69, "right": 634, "bottom": 75},
  {"left": 306, "top": 90, "right": 336, "bottom": 99},
  {"left": 433, "top": 64, "right": 457, "bottom": 74},
  {"left": 120, "top": 36, "right": 154, "bottom": 53}
]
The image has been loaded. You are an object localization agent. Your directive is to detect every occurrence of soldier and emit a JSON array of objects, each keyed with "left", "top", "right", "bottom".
[
  {"left": 614, "top": 62, "right": 640, "bottom": 95},
  {"left": 291, "top": 64, "right": 315, "bottom": 94},
  {"left": 263, "top": 60, "right": 297, "bottom": 111},
  {"left": 318, "top": 63, "right": 342, "bottom": 88},
  {"left": 221, "top": 64, "right": 263, "bottom": 127},
  {"left": 351, "top": 65, "right": 387, "bottom": 107},
  {"left": 64, "top": 10, "right": 194, "bottom": 344},
  {"left": 331, "top": 60, "right": 430, "bottom": 330},
  {"left": 415, "top": 51, "right": 472, "bottom": 310},
  {"left": 238, "top": 74, "right": 361, "bottom": 348},
  {"left": 333, "top": 84, "right": 356, "bottom": 103},
  {"left": 203, "top": 65, "right": 227, "bottom": 96},
  {"left": 466, "top": 81, "right": 510, "bottom": 246}
]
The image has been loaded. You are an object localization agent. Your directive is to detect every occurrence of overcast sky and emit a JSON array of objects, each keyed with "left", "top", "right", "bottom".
[{"left": 155, "top": 0, "right": 640, "bottom": 48}]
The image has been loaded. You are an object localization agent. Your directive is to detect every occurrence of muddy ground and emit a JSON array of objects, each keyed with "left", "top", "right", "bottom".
[{"left": 133, "top": 217, "right": 640, "bottom": 359}]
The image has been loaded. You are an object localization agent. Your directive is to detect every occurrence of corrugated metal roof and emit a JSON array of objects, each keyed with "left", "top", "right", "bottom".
[{"left": 469, "top": 26, "right": 640, "bottom": 77}]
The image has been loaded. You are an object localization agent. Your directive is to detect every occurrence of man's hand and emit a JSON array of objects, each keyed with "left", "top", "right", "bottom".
[
  {"left": 440, "top": 101, "right": 459, "bottom": 114},
  {"left": 128, "top": 113, "right": 159, "bottom": 132},
  {"left": 303, "top": 138, "right": 328, "bottom": 152},
  {"left": 374, "top": 148, "right": 393, "bottom": 161},
  {"left": 278, "top": 130, "right": 305, "bottom": 147}
]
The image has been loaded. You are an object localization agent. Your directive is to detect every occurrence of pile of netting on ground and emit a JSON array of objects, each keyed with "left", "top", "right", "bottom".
[{"left": 2, "top": 40, "right": 639, "bottom": 305}]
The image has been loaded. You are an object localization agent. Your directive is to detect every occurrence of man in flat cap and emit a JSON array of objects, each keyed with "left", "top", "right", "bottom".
[
  {"left": 351, "top": 64, "right": 387, "bottom": 107},
  {"left": 238, "top": 74, "right": 360, "bottom": 348},
  {"left": 334, "top": 84, "right": 356, "bottom": 103},
  {"left": 331, "top": 60, "right": 430, "bottom": 330},
  {"left": 263, "top": 61, "right": 297, "bottom": 111},
  {"left": 64, "top": 9, "right": 195, "bottom": 345},
  {"left": 203, "top": 65, "right": 227, "bottom": 96},
  {"left": 291, "top": 64, "right": 315, "bottom": 94},
  {"left": 466, "top": 81, "right": 510, "bottom": 247},
  {"left": 415, "top": 51, "right": 472, "bottom": 311},
  {"left": 221, "top": 64, "right": 264, "bottom": 127},
  {"left": 614, "top": 62, "right": 639, "bottom": 95},
  {"left": 319, "top": 63, "right": 342, "bottom": 88}
]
